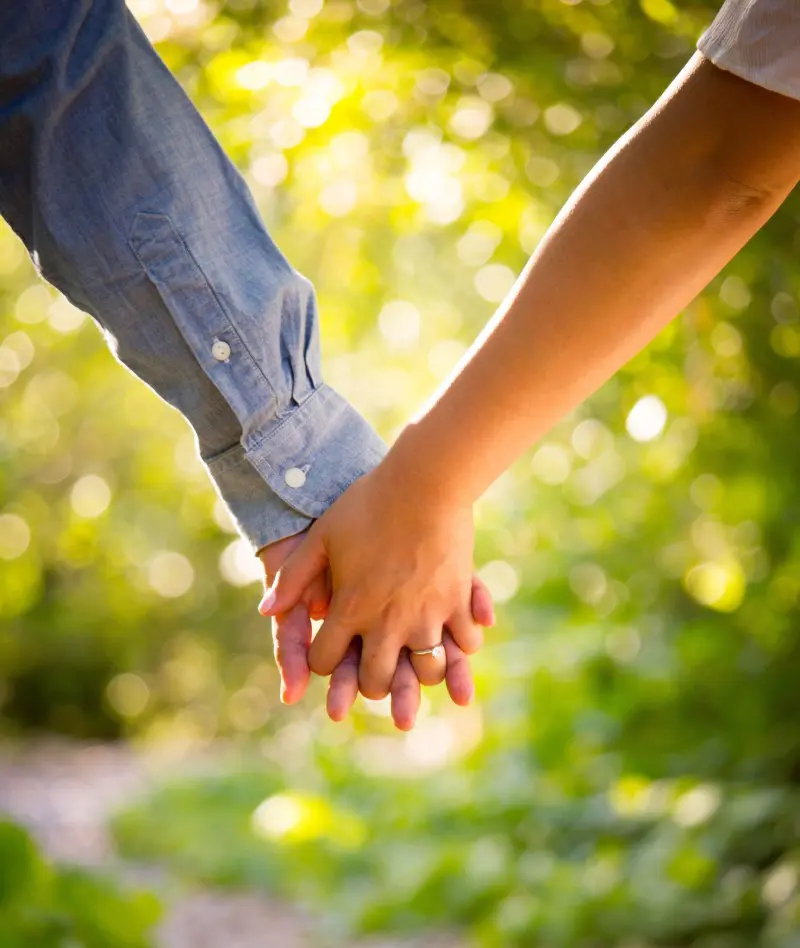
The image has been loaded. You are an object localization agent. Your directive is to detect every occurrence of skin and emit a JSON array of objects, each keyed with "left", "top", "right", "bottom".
[
  {"left": 258, "top": 533, "right": 494, "bottom": 729},
  {"left": 259, "top": 471, "right": 484, "bottom": 700},
  {"left": 262, "top": 53, "right": 800, "bottom": 698}
]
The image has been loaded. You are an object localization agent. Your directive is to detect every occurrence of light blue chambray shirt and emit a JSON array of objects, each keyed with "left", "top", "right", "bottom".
[{"left": 0, "top": 0, "right": 387, "bottom": 554}]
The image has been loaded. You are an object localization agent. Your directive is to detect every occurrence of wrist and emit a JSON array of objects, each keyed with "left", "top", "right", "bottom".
[
  {"left": 380, "top": 423, "right": 472, "bottom": 514},
  {"left": 256, "top": 528, "right": 310, "bottom": 581}
]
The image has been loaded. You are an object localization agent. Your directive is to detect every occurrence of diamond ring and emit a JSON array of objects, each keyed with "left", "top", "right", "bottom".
[{"left": 410, "top": 644, "right": 445, "bottom": 659}]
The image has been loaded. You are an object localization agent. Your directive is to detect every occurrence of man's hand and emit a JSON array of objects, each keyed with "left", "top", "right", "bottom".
[
  {"left": 258, "top": 532, "right": 329, "bottom": 705},
  {"left": 258, "top": 453, "right": 489, "bottom": 703}
]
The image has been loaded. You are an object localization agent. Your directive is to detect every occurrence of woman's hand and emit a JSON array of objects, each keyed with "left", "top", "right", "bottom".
[
  {"left": 259, "top": 452, "right": 486, "bottom": 702},
  {"left": 325, "top": 629, "right": 480, "bottom": 730},
  {"left": 258, "top": 525, "right": 494, "bottom": 729}
]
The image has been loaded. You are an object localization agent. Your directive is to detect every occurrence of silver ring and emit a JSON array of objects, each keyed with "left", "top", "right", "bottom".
[{"left": 410, "top": 644, "right": 445, "bottom": 659}]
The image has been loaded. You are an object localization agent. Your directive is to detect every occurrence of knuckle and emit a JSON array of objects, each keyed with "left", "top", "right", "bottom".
[
  {"left": 381, "top": 601, "right": 410, "bottom": 631},
  {"left": 342, "top": 649, "right": 361, "bottom": 669},
  {"left": 392, "top": 680, "right": 415, "bottom": 700},
  {"left": 332, "top": 662, "right": 358, "bottom": 685},
  {"left": 447, "top": 644, "right": 466, "bottom": 667},
  {"left": 329, "top": 660, "right": 349, "bottom": 682},
  {"left": 335, "top": 590, "right": 362, "bottom": 624},
  {"left": 274, "top": 644, "right": 301, "bottom": 668},
  {"left": 448, "top": 665, "right": 469, "bottom": 689}
]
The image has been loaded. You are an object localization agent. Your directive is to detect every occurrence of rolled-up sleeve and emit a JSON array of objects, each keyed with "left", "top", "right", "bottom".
[
  {"left": 0, "top": 0, "right": 386, "bottom": 553},
  {"left": 698, "top": 0, "right": 800, "bottom": 102}
]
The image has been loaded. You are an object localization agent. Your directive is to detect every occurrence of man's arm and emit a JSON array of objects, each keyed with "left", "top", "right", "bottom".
[
  {"left": 0, "top": 0, "right": 492, "bottom": 728},
  {"left": 0, "top": 0, "right": 387, "bottom": 556}
]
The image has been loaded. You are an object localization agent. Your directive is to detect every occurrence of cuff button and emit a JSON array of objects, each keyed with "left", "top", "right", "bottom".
[
  {"left": 211, "top": 339, "right": 231, "bottom": 362},
  {"left": 284, "top": 467, "right": 307, "bottom": 488}
]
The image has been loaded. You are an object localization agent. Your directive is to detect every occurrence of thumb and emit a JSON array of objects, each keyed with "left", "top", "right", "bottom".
[{"left": 258, "top": 526, "right": 328, "bottom": 616}]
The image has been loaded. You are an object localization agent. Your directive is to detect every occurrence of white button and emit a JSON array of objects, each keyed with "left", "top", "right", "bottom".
[
  {"left": 284, "top": 467, "right": 306, "bottom": 488},
  {"left": 211, "top": 339, "right": 231, "bottom": 362}
]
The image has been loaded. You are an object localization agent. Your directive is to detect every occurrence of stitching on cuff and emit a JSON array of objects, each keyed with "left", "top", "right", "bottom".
[{"left": 203, "top": 442, "right": 251, "bottom": 474}]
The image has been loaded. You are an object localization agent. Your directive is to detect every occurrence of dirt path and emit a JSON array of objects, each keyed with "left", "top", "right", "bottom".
[{"left": 0, "top": 739, "right": 461, "bottom": 948}]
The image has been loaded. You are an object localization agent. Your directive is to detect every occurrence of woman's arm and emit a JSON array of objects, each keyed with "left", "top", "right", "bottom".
[
  {"left": 264, "top": 53, "right": 800, "bottom": 695},
  {"left": 388, "top": 53, "right": 800, "bottom": 507}
]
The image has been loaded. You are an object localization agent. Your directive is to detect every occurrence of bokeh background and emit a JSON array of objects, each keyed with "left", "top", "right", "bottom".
[{"left": 2, "top": 0, "right": 800, "bottom": 945}]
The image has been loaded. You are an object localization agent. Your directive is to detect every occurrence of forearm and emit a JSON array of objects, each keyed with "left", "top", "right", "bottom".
[{"left": 388, "top": 54, "right": 800, "bottom": 507}]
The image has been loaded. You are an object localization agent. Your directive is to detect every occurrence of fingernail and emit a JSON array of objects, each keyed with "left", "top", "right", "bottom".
[{"left": 258, "top": 588, "right": 277, "bottom": 615}]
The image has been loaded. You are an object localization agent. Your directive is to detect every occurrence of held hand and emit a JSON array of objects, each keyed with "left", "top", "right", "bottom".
[
  {"left": 259, "top": 530, "right": 494, "bottom": 729},
  {"left": 259, "top": 458, "right": 486, "bottom": 701},
  {"left": 326, "top": 580, "right": 494, "bottom": 730},
  {"left": 258, "top": 531, "right": 329, "bottom": 705}
]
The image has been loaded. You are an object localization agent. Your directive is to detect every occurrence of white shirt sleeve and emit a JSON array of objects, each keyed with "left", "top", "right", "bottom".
[{"left": 698, "top": 0, "right": 800, "bottom": 102}]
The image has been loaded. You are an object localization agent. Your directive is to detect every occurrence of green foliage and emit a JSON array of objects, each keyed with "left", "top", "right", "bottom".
[
  {"left": 3, "top": 0, "right": 800, "bottom": 945},
  {"left": 113, "top": 759, "right": 800, "bottom": 946},
  {"left": 0, "top": 821, "right": 160, "bottom": 948}
]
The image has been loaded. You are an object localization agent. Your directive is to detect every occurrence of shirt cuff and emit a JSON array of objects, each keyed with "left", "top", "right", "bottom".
[{"left": 205, "top": 383, "right": 387, "bottom": 554}]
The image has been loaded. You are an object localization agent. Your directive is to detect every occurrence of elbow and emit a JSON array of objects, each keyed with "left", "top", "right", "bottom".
[
  {"left": 719, "top": 174, "right": 779, "bottom": 217},
  {"left": 702, "top": 166, "right": 790, "bottom": 237}
]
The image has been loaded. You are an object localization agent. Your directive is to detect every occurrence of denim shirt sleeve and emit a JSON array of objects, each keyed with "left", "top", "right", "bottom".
[{"left": 0, "top": 0, "right": 387, "bottom": 554}]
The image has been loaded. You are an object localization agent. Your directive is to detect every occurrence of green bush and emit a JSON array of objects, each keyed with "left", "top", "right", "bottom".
[
  {"left": 113, "top": 757, "right": 800, "bottom": 946},
  {"left": 0, "top": 821, "right": 160, "bottom": 948}
]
